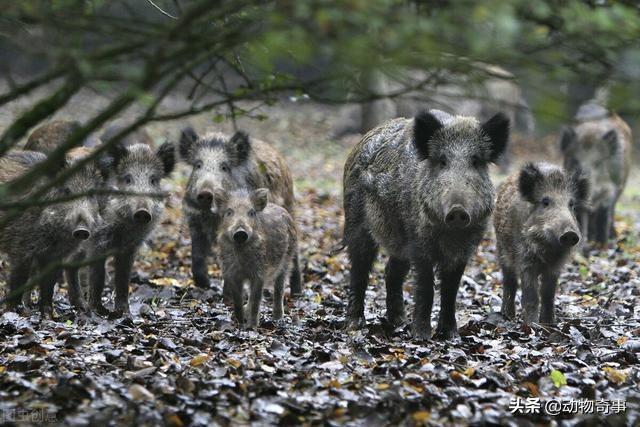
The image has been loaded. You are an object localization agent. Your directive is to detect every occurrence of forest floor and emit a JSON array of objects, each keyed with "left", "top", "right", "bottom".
[{"left": 0, "top": 91, "right": 639, "bottom": 426}]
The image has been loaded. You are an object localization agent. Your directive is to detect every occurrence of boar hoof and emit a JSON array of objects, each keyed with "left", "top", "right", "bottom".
[
  {"left": 386, "top": 312, "right": 406, "bottom": 328},
  {"left": 194, "top": 276, "right": 211, "bottom": 289},
  {"left": 344, "top": 315, "right": 366, "bottom": 331},
  {"left": 433, "top": 326, "right": 459, "bottom": 340},
  {"left": 39, "top": 305, "right": 55, "bottom": 320},
  {"left": 92, "top": 303, "right": 113, "bottom": 318},
  {"left": 114, "top": 303, "right": 131, "bottom": 319},
  {"left": 411, "top": 320, "right": 432, "bottom": 341},
  {"left": 500, "top": 307, "right": 515, "bottom": 320},
  {"left": 71, "top": 298, "right": 89, "bottom": 313}
]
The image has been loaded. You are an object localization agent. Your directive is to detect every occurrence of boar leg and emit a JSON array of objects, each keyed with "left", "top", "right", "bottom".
[
  {"left": 609, "top": 203, "right": 617, "bottom": 239},
  {"left": 65, "top": 252, "right": 87, "bottom": 311},
  {"left": 65, "top": 266, "right": 87, "bottom": 311},
  {"left": 7, "top": 261, "right": 30, "bottom": 311},
  {"left": 38, "top": 266, "right": 58, "bottom": 319},
  {"left": 89, "top": 260, "right": 110, "bottom": 316},
  {"left": 592, "top": 206, "right": 610, "bottom": 245},
  {"left": 189, "top": 219, "right": 212, "bottom": 289},
  {"left": 273, "top": 271, "right": 286, "bottom": 321},
  {"left": 289, "top": 253, "right": 302, "bottom": 296},
  {"left": 384, "top": 256, "right": 410, "bottom": 327},
  {"left": 114, "top": 249, "right": 135, "bottom": 316},
  {"left": 246, "top": 278, "right": 264, "bottom": 329},
  {"left": 521, "top": 268, "right": 540, "bottom": 324},
  {"left": 412, "top": 260, "right": 435, "bottom": 340},
  {"left": 500, "top": 267, "right": 518, "bottom": 319},
  {"left": 539, "top": 271, "right": 558, "bottom": 325},
  {"left": 345, "top": 231, "right": 378, "bottom": 330},
  {"left": 228, "top": 278, "right": 244, "bottom": 327},
  {"left": 434, "top": 265, "right": 464, "bottom": 339}
]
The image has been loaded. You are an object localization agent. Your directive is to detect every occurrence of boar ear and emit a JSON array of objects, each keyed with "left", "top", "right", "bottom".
[
  {"left": 413, "top": 111, "right": 443, "bottom": 160},
  {"left": 105, "top": 141, "right": 128, "bottom": 170},
  {"left": 157, "top": 142, "right": 176, "bottom": 176},
  {"left": 227, "top": 131, "right": 251, "bottom": 165},
  {"left": 213, "top": 188, "right": 229, "bottom": 209},
  {"left": 482, "top": 113, "right": 510, "bottom": 163},
  {"left": 602, "top": 129, "right": 618, "bottom": 155},
  {"left": 251, "top": 188, "right": 269, "bottom": 212},
  {"left": 518, "top": 162, "right": 542, "bottom": 204},
  {"left": 559, "top": 127, "right": 577, "bottom": 153},
  {"left": 571, "top": 166, "right": 590, "bottom": 207},
  {"left": 179, "top": 126, "right": 198, "bottom": 161}
]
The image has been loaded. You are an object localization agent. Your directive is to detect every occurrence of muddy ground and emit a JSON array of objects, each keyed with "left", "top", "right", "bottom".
[{"left": 0, "top": 86, "right": 639, "bottom": 426}]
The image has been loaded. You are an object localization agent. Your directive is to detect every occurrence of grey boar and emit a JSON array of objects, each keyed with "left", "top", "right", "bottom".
[
  {"left": 179, "top": 128, "right": 302, "bottom": 295},
  {"left": 82, "top": 141, "right": 175, "bottom": 316},
  {"left": 494, "top": 162, "right": 589, "bottom": 324},
  {"left": 0, "top": 150, "right": 104, "bottom": 315},
  {"left": 560, "top": 111, "right": 632, "bottom": 245},
  {"left": 343, "top": 109, "right": 509, "bottom": 339},
  {"left": 214, "top": 188, "right": 296, "bottom": 328}
]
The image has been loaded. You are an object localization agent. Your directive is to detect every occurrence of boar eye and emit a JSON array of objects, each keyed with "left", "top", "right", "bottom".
[
  {"left": 438, "top": 156, "right": 447, "bottom": 167},
  {"left": 225, "top": 209, "right": 233, "bottom": 217},
  {"left": 150, "top": 176, "right": 159, "bottom": 186},
  {"left": 569, "top": 199, "right": 575, "bottom": 209},
  {"left": 123, "top": 174, "right": 133, "bottom": 185},
  {"left": 62, "top": 187, "right": 72, "bottom": 196},
  {"left": 249, "top": 209, "right": 256, "bottom": 218},
  {"left": 472, "top": 156, "right": 481, "bottom": 168},
  {"left": 195, "top": 160, "right": 203, "bottom": 170},
  {"left": 221, "top": 163, "right": 230, "bottom": 173},
  {"left": 541, "top": 197, "right": 551, "bottom": 208}
]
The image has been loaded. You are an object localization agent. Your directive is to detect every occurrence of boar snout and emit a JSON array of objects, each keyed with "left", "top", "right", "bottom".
[
  {"left": 72, "top": 227, "right": 91, "bottom": 240},
  {"left": 133, "top": 208, "right": 152, "bottom": 224},
  {"left": 232, "top": 228, "right": 249, "bottom": 244},
  {"left": 445, "top": 205, "right": 471, "bottom": 229},
  {"left": 559, "top": 230, "right": 580, "bottom": 247},
  {"left": 196, "top": 189, "right": 214, "bottom": 207}
]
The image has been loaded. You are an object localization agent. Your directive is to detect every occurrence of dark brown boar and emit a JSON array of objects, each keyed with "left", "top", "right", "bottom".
[
  {"left": 23, "top": 120, "right": 81, "bottom": 154},
  {"left": 214, "top": 188, "right": 296, "bottom": 328},
  {"left": 343, "top": 109, "right": 509, "bottom": 339},
  {"left": 179, "top": 128, "right": 301, "bottom": 296},
  {"left": 494, "top": 162, "right": 589, "bottom": 324},
  {"left": 83, "top": 142, "right": 176, "bottom": 316},
  {"left": 0, "top": 150, "right": 104, "bottom": 315}
]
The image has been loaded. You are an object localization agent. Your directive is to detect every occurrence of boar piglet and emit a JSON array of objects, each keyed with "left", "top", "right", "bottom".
[
  {"left": 214, "top": 188, "right": 297, "bottom": 329},
  {"left": 179, "top": 128, "right": 301, "bottom": 295},
  {"left": 0, "top": 150, "right": 104, "bottom": 315},
  {"left": 560, "top": 112, "right": 631, "bottom": 245},
  {"left": 80, "top": 141, "right": 175, "bottom": 316},
  {"left": 343, "top": 109, "right": 509, "bottom": 339},
  {"left": 494, "top": 162, "right": 589, "bottom": 324}
]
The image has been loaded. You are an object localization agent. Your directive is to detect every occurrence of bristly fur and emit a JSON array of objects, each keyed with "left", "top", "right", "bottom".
[
  {"left": 179, "top": 127, "right": 300, "bottom": 294},
  {"left": 494, "top": 161, "right": 585, "bottom": 325},
  {"left": 343, "top": 108, "right": 509, "bottom": 339}
]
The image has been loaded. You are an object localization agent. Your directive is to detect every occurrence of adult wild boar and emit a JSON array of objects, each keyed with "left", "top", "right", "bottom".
[
  {"left": 494, "top": 162, "right": 589, "bottom": 324},
  {"left": 0, "top": 151, "right": 104, "bottom": 315},
  {"left": 560, "top": 109, "right": 631, "bottom": 244},
  {"left": 343, "top": 109, "right": 509, "bottom": 339},
  {"left": 179, "top": 128, "right": 302, "bottom": 295},
  {"left": 84, "top": 141, "right": 175, "bottom": 316}
]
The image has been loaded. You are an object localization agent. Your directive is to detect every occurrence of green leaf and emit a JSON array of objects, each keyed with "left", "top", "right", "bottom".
[{"left": 550, "top": 370, "right": 567, "bottom": 388}]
